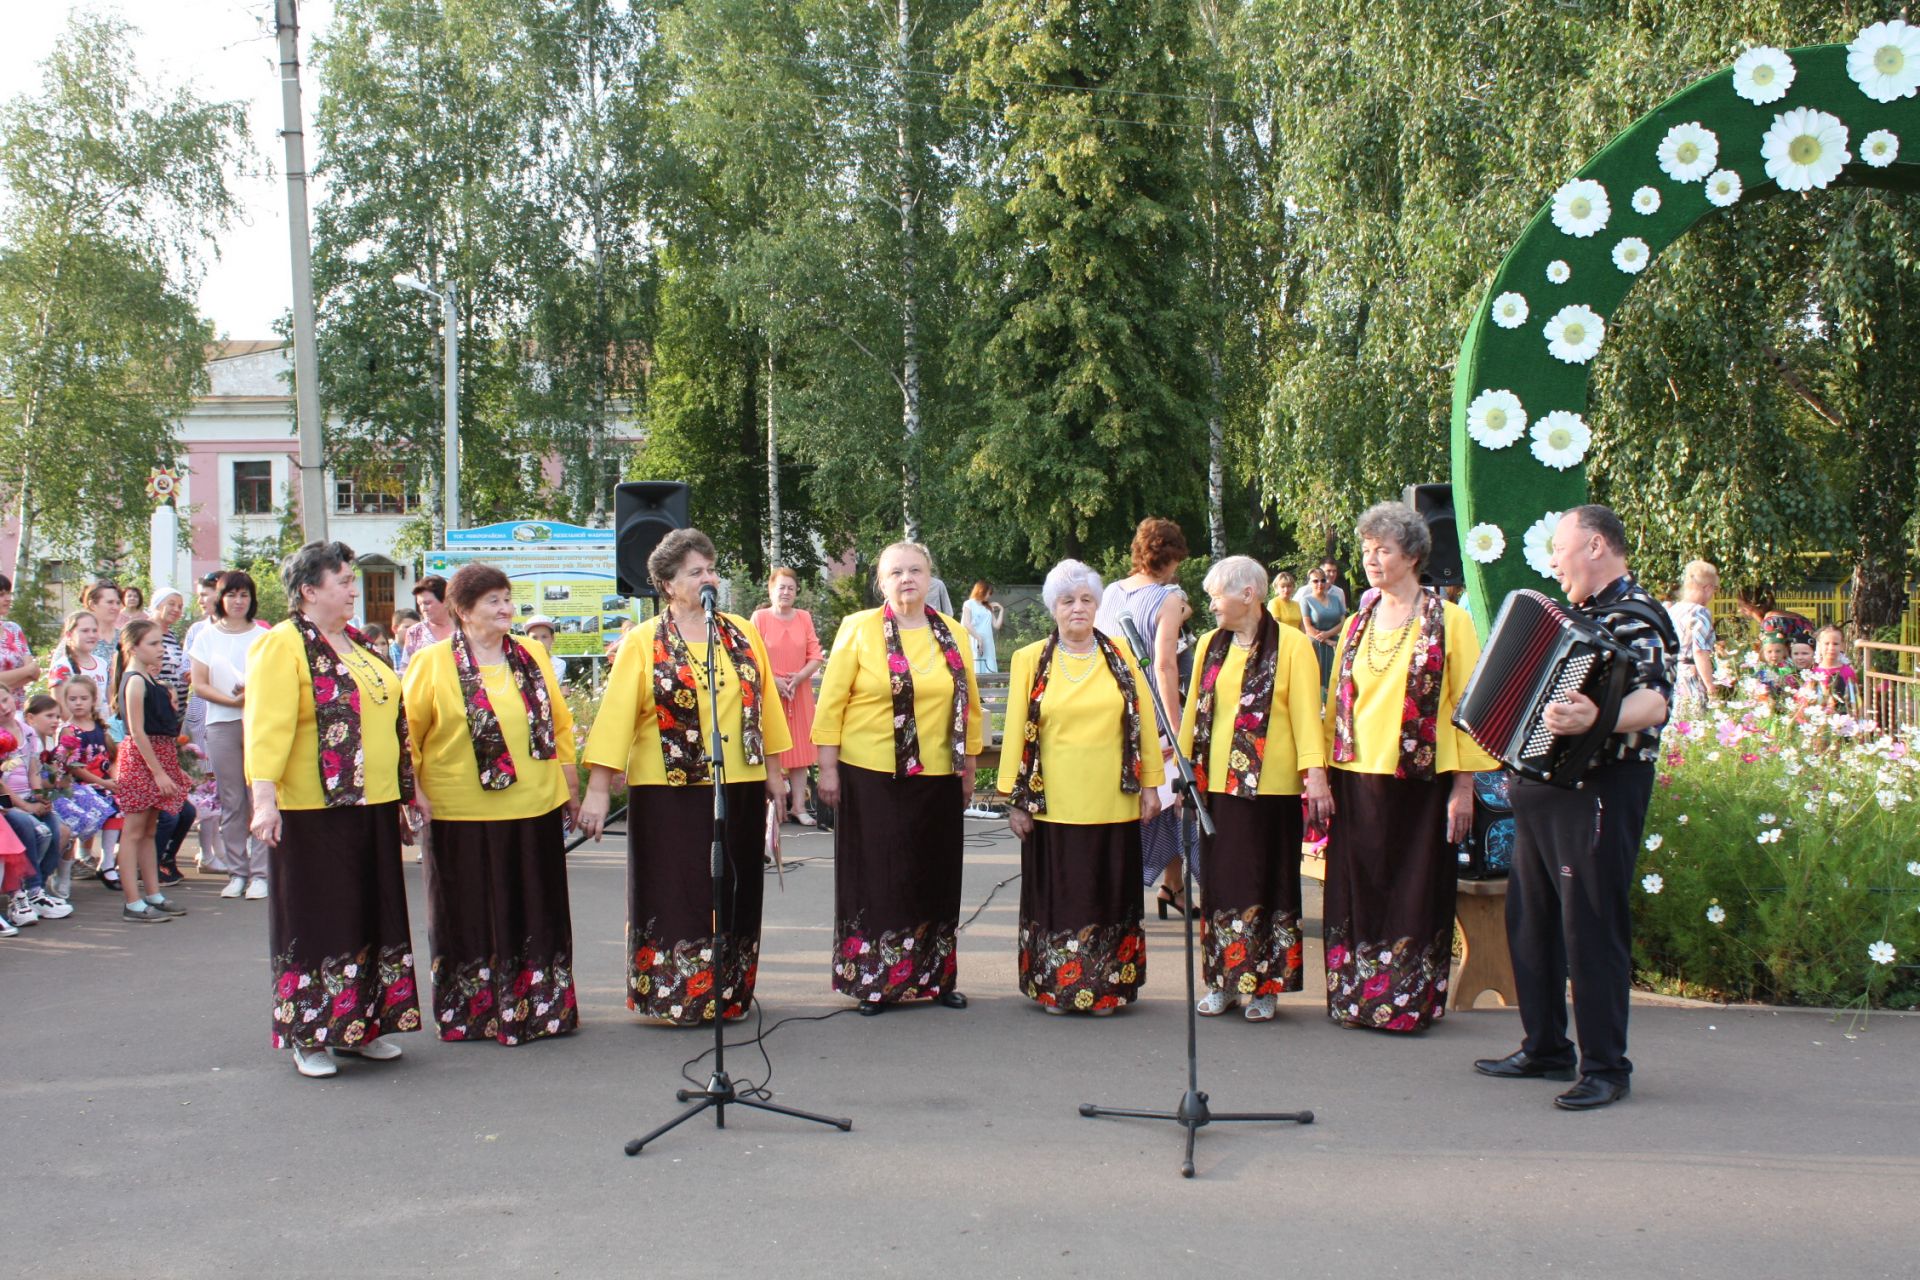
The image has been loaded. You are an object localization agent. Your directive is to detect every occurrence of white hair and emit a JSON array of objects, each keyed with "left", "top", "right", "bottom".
[
  {"left": 1202, "top": 554, "right": 1267, "bottom": 600},
  {"left": 1041, "top": 559, "right": 1103, "bottom": 610}
]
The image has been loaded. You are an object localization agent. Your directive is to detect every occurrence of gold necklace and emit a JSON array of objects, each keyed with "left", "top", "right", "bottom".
[
  {"left": 900, "top": 627, "right": 939, "bottom": 675},
  {"left": 1362, "top": 613, "right": 1415, "bottom": 676}
]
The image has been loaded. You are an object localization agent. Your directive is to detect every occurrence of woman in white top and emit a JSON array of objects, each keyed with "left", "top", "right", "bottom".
[
  {"left": 189, "top": 570, "right": 271, "bottom": 899},
  {"left": 960, "top": 580, "right": 1004, "bottom": 674}
]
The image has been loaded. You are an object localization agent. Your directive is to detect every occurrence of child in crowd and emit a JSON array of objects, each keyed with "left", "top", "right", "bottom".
[
  {"left": 0, "top": 688, "right": 73, "bottom": 925},
  {"left": 1751, "top": 622, "right": 1800, "bottom": 711},
  {"left": 1808, "top": 625, "right": 1858, "bottom": 709},
  {"left": 109, "top": 621, "right": 189, "bottom": 923},
  {"left": 52, "top": 678, "right": 118, "bottom": 888},
  {"left": 47, "top": 609, "right": 110, "bottom": 706},
  {"left": 387, "top": 610, "right": 419, "bottom": 669}
]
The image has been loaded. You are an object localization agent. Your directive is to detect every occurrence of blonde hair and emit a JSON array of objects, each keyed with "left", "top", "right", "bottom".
[
  {"left": 877, "top": 540, "right": 934, "bottom": 573},
  {"left": 1680, "top": 559, "right": 1719, "bottom": 603}
]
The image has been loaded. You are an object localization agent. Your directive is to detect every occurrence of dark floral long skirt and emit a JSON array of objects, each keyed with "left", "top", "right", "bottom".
[
  {"left": 1322, "top": 771, "right": 1456, "bottom": 1032},
  {"left": 268, "top": 802, "right": 422, "bottom": 1051},
  {"left": 1199, "top": 791, "right": 1304, "bottom": 999},
  {"left": 426, "top": 807, "right": 577, "bottom": 1045},
  {"left": 1017, "top": 818, "right": 1145, "bottom": 1013},
  {"left": 831, "top": 764, "right": 962, "bottom": 1005},
  {"left": 627, "top": 781, "right": 765, "bottom": 1026}
]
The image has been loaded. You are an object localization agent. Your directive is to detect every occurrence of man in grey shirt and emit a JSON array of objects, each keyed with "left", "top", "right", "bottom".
[{"left": 1294, "top": 558, "right": 1348, "bottom": 612}]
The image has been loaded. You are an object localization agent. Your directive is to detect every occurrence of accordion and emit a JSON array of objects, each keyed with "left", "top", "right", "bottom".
[{"left": 1451, "top": 589, "right": 1633, "bottom": 789}]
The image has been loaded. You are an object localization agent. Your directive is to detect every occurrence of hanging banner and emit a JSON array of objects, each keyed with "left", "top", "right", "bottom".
[{"left": 445, "top": 519, "right": 615, "bottom": 549}]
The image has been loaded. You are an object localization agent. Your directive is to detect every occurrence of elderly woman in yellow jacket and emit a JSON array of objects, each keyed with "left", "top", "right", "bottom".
[
  {"left": 1178, "top": 555, "right": 1329, "bottom": 1023},
  {"left": 813, "top": 541, "right": 984, "bottom": 1015},
  {"left": 578, "top": 529, "right": 790, "bottom": 1026},
  {"left": 1000, "top": 559, "right": 1163, "bottom": 1015},
  {"left": 247, "top": 541, "right": 422, "bottom": 1079},
  {"left": 403, "top": 562, "right": 580, "bottom": 1046}
]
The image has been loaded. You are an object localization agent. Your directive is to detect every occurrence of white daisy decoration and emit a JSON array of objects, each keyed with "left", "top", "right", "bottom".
[
  {"left": 1732, "top": 46, "right": 1796, "bottom": 105},
  {"left": 1657, "top": 121, "right": 1720, "bottom": 182},
  {"left": 1523, "top": 511, "right": 1563, "bottom": 580},
  {"left": 1641, "top": 873, "right": 1665, "bottom": 895},
  {"left": 1847, "top": 20, "right": 1920, "bottom": 104},
  {"left": 1861, "top": 129, "right": 1900, "bottom": 167},
  {"left": 1530, "top": 411, "right": 1592, "bottom": 470},
  {"left": 1867, "top": 939, "right": 1896, "bottom": 966},
  {"left": 1466, "top": 388, "right": 1527, "bottom": 449},
  {"left": 1546, "top": 259, "right": 1571, "bottom": 285},
  {"left": 1612, "top": 236, "right": 1650, "bottom": 274},
  {"left": 1543, "top": 304, "right": 1605, "bottom": 365},
  {"left": 1463, "top": 523, "right": 1506, "bottom": 564},
  {"left": 1706, "top": 904, "right": 1727, "bottom": 925},
  {"left": 1631, "top": 186, "right": 1661, "bottom": 215},
  {"left": 1491, "top": 291, "right": 1530, "bottom": 329},
  {"left": 1549, "top": 178, "right": 1611, "bottom": 237},
  {"left": 1704, "top": 168, "right": 1743, "bottom": 208},
  {"left": 1761, "top": 108, "right": 1851, "bottom": 192}
]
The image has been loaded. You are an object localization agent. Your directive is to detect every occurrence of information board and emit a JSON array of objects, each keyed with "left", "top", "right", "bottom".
[{"left": 423, "top": 547, "right": 634, "bottom": 657}]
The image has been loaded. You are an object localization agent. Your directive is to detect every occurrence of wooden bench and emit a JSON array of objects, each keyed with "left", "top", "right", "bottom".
[{"left": 1451, "top": 877, "right": 1520, "bottom": 1011}]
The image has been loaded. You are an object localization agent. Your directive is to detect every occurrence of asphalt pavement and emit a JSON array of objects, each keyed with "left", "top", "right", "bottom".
[{"left": 5, "top": 817, "right": 1917, "bottom": 1279}]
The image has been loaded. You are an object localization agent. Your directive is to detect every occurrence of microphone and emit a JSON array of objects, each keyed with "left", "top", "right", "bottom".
[
  {"left": 699, "top": 583, "right": 719, "bottom": 615},
  {"left": 1116, "top": 610, "right": 1151, "bottom": 668}
]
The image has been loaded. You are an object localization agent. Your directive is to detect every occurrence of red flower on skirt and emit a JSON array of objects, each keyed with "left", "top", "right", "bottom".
[
  {"left": 1362, "top": 972, "right": 1391, "bottom": 1001},
  {"left": 688, "top": 971, "right": 714, "bottom": 998},
  {"left": 331, "top": 989, "right": 359, "bottom": 1018},
  {"left": 1057, "top": 960, "right": 1083, "bottom": 987}
]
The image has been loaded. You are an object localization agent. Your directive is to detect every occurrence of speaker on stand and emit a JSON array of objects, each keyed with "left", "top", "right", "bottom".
[
  {"left": 1403, "top": 482, "right": 1463, "bottom": 590},
  {"left": 616, "top": 481, "right": 691, "bottom": 600}
]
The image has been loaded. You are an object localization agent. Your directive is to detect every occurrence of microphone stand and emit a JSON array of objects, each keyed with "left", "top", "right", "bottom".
[
  {"left": 625, "top": 591, "right": 852, "bottom": 1155},
  {"left": 1078, "top": 613, "right": 1314, "bottom": 1177}
]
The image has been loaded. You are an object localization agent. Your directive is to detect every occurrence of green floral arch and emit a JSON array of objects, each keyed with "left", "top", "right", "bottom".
[{"left": 1452, "top": 25, "right": 1920, "bottom": 632}]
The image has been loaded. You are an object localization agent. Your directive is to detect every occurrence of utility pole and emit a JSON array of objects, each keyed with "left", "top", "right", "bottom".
[
  {"left": 395, "top": 275, "right": 461, "bottom": 542},
  {"left": 275, "top": 0, "right": 329, "bottom": 542},
  {"left": 766, "top": 338, "right": 780, "bottom": 568}
]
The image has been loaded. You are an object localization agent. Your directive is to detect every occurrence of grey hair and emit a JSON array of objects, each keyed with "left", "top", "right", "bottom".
[
  {"left": 1202, "top": 554, "right": 1268, "bottom": 600},
  {"left": 877, "top": 540, "right": 935, "bottom": 573},
  {"left": 1355, "top": 501, "right": 1432, "bottom": 570},
  {"left": 1041, "top": 559, "right": 1103, "bottom": 611},
  {"left": 280, "top": 541, "right": 357, "bottom": 612}
]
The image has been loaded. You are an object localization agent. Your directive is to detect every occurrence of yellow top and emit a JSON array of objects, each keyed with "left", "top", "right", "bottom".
[
  {"left": 402, "top": 639, "right": 578, "bottom": 821},
  {"left": 1267, "top": 595, "right": 1304, "bottom": 630},
  {"left": 1176, "top": 624, "right": 1327, "bottom": 796},
  {"left": 812, "top": 608, "right": 984, "bottom": 775},
  {"left": 244, "top": 620, "right": 406, "bottom": 809},
  {"left": 996, "top": 638, "right": 1166, "bottom": 824},
  {"left": 581, "top": 613, "right": 791, "bottom": 786},
  {"left": 1322, "top": 599, "right": 1498, "bottom": 776}
]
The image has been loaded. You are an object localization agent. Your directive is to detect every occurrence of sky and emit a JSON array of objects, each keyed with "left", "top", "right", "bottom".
[{"left": 3, "top": 0, "right": 339, "bottom": 340}]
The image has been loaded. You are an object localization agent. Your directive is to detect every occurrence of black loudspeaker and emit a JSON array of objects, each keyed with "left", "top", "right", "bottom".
[
  {"left": 615, "top": 481, "right": 690, "bottom": 598},
  {"left": 1403, "top": 482, "right": 1463, "bottom": 589},
  {"left": 1454, "top": 770, "right": 1515, "bottom": 880}
]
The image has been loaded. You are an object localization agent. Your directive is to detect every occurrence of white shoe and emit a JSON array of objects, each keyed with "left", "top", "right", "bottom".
[
  {"left": 333, "top": 1036, "right": 402, "bottom": 1061},
  {"left": 245, "top": 877, "right": 269, "bottom": 901},
  {"left": 292, "top": 1045, "right": 338, "bottom": 1078},
  {"left": 220, "top": 876, "right": 245, "bottom": 899},
  {"left": 1244, "top": 994, "right": 1278, "bottom": 1022},
  {"left": 29, "top": 891, "right": 73, "bottom": 920},
  {"left": 7, "top": 891, "right": 39, "bottom": 927},
  {"left": 0, "top": 912, "right": 17, "bottom": 937},
  {"left": 1196, "top": 989, "right": 1233, "bottom": 1016}
]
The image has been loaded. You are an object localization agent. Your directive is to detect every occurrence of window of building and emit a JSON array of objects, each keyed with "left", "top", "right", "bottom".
[
  {"left": 233, "top": 461, "right": 273, "bottom": 515},
  {"left": 333, "top": 467, "right": 420, "bottom": 515}
]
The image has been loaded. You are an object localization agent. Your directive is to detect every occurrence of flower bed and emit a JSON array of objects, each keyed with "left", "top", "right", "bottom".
[{"left": 1633, "top": 679, "right": 1920, "bottom": 1009}]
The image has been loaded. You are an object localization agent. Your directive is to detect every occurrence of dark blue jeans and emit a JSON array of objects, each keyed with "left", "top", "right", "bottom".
[{"left": 155, "top": 800, "right": 198, "bottom": 872}]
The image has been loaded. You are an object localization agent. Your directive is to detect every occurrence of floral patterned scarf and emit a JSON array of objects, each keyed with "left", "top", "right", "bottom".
[
  {"left": 651, "top": 612, "right": 764, "bottom": 785},
  {"left": 1007, "top": 629, "right": 1143, "bottom": 814},
  {"left": 450, "top": 626, "right": 557, "bottom": 791},
  {"left": 1331, "top": 587, "right": 1447, "bottom": 781},
  {"left": 882, "top": 603, "right": 968, "bottom": 778},
  {"left": 1191, "top": 612, "right": 1281, "bottom": 796},
  {"left": 290, "top": 612, "right": 415, "bottom": 807}
]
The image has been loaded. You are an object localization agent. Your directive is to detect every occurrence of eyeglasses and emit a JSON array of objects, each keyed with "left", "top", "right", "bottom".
[{"left": 1308, "top": 577, "right": 1324, "bottom": 584}]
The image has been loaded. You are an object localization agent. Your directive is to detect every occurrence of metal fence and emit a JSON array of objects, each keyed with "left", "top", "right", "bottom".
[{"left": 1857, "top": 642, "right": 1920, "bottom": 732}]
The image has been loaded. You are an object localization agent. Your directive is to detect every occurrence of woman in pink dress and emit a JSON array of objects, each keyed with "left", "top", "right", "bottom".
[{"left": 752, "top": 567, "right": 825, "bottom": 825}]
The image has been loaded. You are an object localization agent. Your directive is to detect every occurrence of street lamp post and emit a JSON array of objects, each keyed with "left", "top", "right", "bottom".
[{"left": 394, "top": 274, "right": 460, "bottom": 541}]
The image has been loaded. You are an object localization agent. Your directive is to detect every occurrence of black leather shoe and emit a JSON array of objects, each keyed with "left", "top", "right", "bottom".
[
  {"left": 857, "top": 1001, "right": 884, "bottom": 1017},
  {"left": 1554, "top": 1075, "right": 1629, "bottom": 1110},
  {"left": 937, "top": 990, "right": 968, "bottom": 1010},
  {"left": 1473, "top": 1049, "right": 1576, "bottom": 1081}
]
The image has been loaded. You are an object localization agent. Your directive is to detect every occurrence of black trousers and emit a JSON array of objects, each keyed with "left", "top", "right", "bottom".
[{"left": 1506, "top": 762, "right": 1654, "bottom": 1084}]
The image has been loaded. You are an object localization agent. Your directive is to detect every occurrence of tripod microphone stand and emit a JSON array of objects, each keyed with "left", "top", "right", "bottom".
[
  {"left": 625, "top": 586, "right": 852, "bottom": 1155},
  {"left": 1078, "top": 612, "right": 1313, "bottom": 1177}
]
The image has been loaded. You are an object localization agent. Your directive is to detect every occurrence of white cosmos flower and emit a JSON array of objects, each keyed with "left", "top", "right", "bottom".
[
  {"left": 1907, "top": 861, "right": 1920, "bottom": 876},
  {"left": 1706, "top": 904, "right": 1727, "bottom": 925},
  {"left": 1677, "top": 814, "right": 1689, "bottom": 825},
  {"left": 1645, "top": 833, "right": 1664, "bottom": 852},
  {"left": 1762, "top": 108, "right": 1851, "bottom": 192},
  {"left": 1463, "top": 523, "right": 1506, "bottom": 564},
  {"left": 1467, "top": 388, "right": 1527, "bottom": 449},
  {"left": 1860, "top": 129, "right": 1900, "bottom": 167},
  {"left": 1631, "top": 186, "right": 1661, "bottom": 214},
  {"left": 1704, "top": 168, "right": 1743, "bottom": 207},
  {"left": 1522, "top": 511, "right": 1563, "bottom": 580},
  {"left": 1757, "top": 812, "right": 1777, "bottom": 824},
  {"left": 1642, "top": 873, "right": 1664, "bottom": 895},
  {"left": 1657, "top": 122, "right": 1720, "bottom": 182},
  {"left": 1530, "top": 410, "right": 1591, "bottom": 470},
  {"left": 1732, "top": 46, "right": 1796, "bottom": 104},
  {"left": 1550, "top": 179, "right": 1611, "bottom": 237},
  {"left": 1546, "top": 259, "right": 1571, "bottom": 284},
  {"left": 1544, "top": 304, "right": 1605, "bottom": 364},
  {"left": 1491, "top": 291, "right": 1530, "bottom": 329},
  {"left": 1868, "top": 939, "right": 1896, "bottom": 965},
  {"left": 1848, "top": 20, "right": 1920, "bottom": 103},
  {"left": 1612, "top": 236, "right": 1650, "bottom": 274}
]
